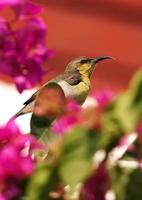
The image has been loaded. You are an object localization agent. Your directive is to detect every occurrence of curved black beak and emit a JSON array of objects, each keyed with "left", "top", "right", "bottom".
[{"left": 91, "top": 56, "right": 113, "bottom": 65}]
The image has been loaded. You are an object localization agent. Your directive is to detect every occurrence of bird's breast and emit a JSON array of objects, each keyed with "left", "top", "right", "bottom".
[{"left": 57, "top": 80, "right": 90, "bottom": 105}]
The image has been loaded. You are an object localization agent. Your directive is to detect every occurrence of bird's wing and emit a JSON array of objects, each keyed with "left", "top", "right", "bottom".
[
  {"left": 16, "top": 72, "right": 81, "bottom": 117},
  {"left": 23, "top": 80, "right": 55, "bottom": 105}
]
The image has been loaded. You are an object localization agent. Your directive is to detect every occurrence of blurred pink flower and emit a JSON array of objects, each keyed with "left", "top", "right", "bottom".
[
  {"left": 0, "top": 0, "right": 20, "bottom": 6},
  {"left": 0, "top": 120, "right": 42, "bottom": 199},
  {"left": 0, "top": 18, "right": 52, "bottom": 93},
  {"left": 119, "top": 133, "right": 136, "bottom": 148},
  {"left": 80, "top": 163, "right": 109, "bottom": 200},
  {"left": 52, "top": 115, "right": 78, "bottom": 135},
  {"left": 0, "top": 0, "right": 42, "bottom": 19},
  {"left": 52, "top": 101, "right": 81, "bottom": 135},
  {"left": 136, "top": 122, "right": 142, "bottom": 142},
  {"left": 13, "top": 1, "right": 42, "bottom": 19},
  {"left": 0, "top": 184, "right": 20, "bottom": 200},
  {"left": 94, "top": 90, "right": 114, "bottom": 108},
  {"left": 67, "top": 100, "right": 80, "bottom": 112},
  {"left": 109, "top": 133, "right": 137, "bottom": 162}
]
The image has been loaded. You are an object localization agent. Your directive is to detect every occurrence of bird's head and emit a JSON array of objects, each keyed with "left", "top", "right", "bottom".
[{"left": 65, "top": 56, "right": 112, "bottom": 77}]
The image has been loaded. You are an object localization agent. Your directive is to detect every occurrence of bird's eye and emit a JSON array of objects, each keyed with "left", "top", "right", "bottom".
[
  {"left": 80, "top": 58, "right": 92, "bottom": 64},
  {"left": 80, "top": 59, "right": 87, "bottom": 64}
]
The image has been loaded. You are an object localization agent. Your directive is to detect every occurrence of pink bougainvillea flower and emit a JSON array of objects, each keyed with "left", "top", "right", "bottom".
[
  {"left": 109, "top": 133, "right": 137, "bottom": 162},
  {"left": 80, "top": 163, "right": 109, "bottom": 200},
  {"left": 94, "top": 90, "right": 114, "bottom": 109},
  {"left": 0, "top": 120, "right": 42, "bottom": 199},
  {"left": 52, "top": 115, "right": 78, "bottom": 135},
  {"left": 136, "top": 122, "right": 142, "bottom": 142},
  {"left": 67, "top": 100, "right": 80, "bottom": 112},
  {"left": 0, "top": 0, "right": 42, "bottom": 19},
  {"left": 13, "top": 1, "right": 43, "bottom": 19},
  {"left": 0, "top": 0, "right": 20, "bottom": 6},
  {"left": 52, "top": 100, "right": 81, "bottom": 135},
  {"left": 0, "top": 18, "right": 51, "bottom": 93},
  {"left": 119, "top": 133, "right": 137, "bottom": 148}
]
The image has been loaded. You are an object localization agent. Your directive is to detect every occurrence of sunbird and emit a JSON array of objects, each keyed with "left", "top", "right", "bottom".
[{"left": 16, "top": 56, "right": 112, "bottom": 117}]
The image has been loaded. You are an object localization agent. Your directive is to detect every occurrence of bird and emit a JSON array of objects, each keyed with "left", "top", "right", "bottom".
[{"left": 15, "top": 56, "right": 112, "bottom": 118}]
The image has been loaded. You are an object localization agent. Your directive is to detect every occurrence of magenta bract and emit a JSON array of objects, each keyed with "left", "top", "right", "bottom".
[{"left": 0, "top": 120, "right": 41, "bottom": 199}]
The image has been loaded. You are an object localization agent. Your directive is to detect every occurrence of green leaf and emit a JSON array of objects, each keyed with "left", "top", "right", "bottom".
[
  {"left": 58, "top": 127, "right": 98, "bottom": 191},
  {"left": 25, "top": 163, "right": 51, "bottom": 200},
  {"left": 129, "top": 69, "right": 142, "bottom": 106},
  {"left": 115, "top": 93, "right": 133, "bottom": 131},
  {"left": 110, "top": 166, "right": 142, "bottom": 200},
  {"left": 25, "top": 163, "right": 61, "bottom": 200},
  {"left": 98, "top": 69, "right": 142, "bottom": 150},
  {"left": 98, "top": 99, "right": 124, "bottom": 150}
]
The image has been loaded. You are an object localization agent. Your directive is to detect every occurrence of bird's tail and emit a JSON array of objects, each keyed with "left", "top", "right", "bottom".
[
  {"left": 9, "top": 108, "right": 25, "bottom": 122},
  {"left": 13, "top": 101, "right": 35, "bottom": 119},
  {"left": 14, "top": 107, "right": 26, "bottom": 118},
  {"left": 12, "top": 106, "right": 28, "bottom": 119}
]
